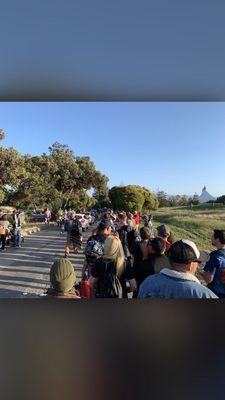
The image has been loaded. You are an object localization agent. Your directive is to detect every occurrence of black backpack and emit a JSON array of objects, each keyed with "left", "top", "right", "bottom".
[
  {"left": 85, "top": 235, "right": 105, "bottom": 257},
  {"left": 96, "top": 260, "right": 123, "bottom": 299},
  {"left": 71, "top": 219, "right": 82, "bottom": 238}
]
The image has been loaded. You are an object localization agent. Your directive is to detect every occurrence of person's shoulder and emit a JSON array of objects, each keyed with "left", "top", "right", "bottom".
[
  {"left": 216, "top": 248, "right": 225, "bottom": 258},
  {"left": 87, "top": 234, "right": 97, "bottom": 242},
  {"left": 46, "top": 288, "right": 81, "bottom": 299},
  {"left": 210, "top": 249, "right": 221, "bottom": 257},
  {"left": 209, "top": 249, "right": 225, "bottom": 263},
  {"left": 152, "top": 254, "right": 170, "bottom": 265},
  {"left": 141, "top": 273, "right": 163, "bottom": 286},
  {"left": 186, "top": 281, "right": 218, "bottom": 298},
  {"left": 138, "top": 273, "right": 163, "bottom": 297}
]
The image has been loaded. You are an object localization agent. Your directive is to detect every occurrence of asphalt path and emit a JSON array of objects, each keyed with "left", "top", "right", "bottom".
[{"left": 0, "top": 224, "right": 93, "bottom": 298}]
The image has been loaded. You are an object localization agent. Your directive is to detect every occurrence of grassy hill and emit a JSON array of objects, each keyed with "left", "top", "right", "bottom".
[{"left": 152, "top": 204, "right": 225, "bottom": 252}]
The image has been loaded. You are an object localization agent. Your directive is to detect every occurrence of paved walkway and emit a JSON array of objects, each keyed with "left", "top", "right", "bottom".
[{"left": 0, "top": 225, "right": 91, "bottom": 298}]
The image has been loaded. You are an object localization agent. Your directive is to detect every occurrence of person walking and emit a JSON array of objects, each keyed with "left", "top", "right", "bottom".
[
  {"left": 65, "top": 216, "right": 83, "bottom": 258},
  {"left": 89, "top": 235, "right": 136, "bottom": 298},
  {"left": 44, "top": 208, "right": 51, "bottom": 224},
  {"left": 138, "top": 239, "right": 217, "bottom": 299},
  {"left": 201, "top": 229, "right": 225, "bottom": 298},
  {"left": 12, "top": 210, "right": 22, "bottom": 247},
  {"left": 0, "top": 214, "right": 10, "bottom": 251},
  {"left": 57, "top": 208, "right": 63, "bottom": 228}
]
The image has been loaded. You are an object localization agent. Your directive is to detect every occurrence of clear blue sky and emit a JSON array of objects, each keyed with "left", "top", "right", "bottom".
[{"left": 0, "top": 102, "right": 224, "bottom": 197}]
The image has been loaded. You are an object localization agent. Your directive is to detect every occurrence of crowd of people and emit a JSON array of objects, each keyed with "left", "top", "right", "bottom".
[
  {"left": 47, "top": 209, "right": 225, "bottom": 299},
  {"left": 1, "top": 206, "right": 225, "bottom": 299}
]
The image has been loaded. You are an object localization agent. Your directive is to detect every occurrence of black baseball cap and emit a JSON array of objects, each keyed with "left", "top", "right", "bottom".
[
  {"left": 168, "top": 240, "right": 209, "bottom": 264},
  {"left": 98, "top": 219, "right": 112, "bottom": 230}
]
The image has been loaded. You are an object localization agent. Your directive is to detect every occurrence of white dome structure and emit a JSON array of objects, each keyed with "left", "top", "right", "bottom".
[{"left": 198, "top": 186, "right": 216, "bottom": 203}]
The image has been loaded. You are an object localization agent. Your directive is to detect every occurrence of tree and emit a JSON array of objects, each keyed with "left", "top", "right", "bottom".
[
  {"left": 93, "top": 188, "right": 111, "bottom": 209},
  {"left": 179, "top": 195, "right": 189, "bottom": 206},
  {"left": 0, "top": 187, "right": 6, "bottom": 204},
  {"left": 168, "top": 195, "right": 180, "bottom": 207},
  {"left": 109, "top": 185, "right": 158, "bottom": 213},
  {"left": 192, "top": 193, "right": 199, "bottom": 205},
  {"left": 139, "top": 186, "right": 158, "bottom": 211},
  {"left": 0, "top": 146, "right": 27, "bottom": 189},
  {"left": 156, "top": 191, "right": 170, "bottom": 207},
  {"left": 6, "top": 141, "right": 109, "bottom": 210},
  {"left": 216, "top": 195, "right": 225, "bottom": 204}
]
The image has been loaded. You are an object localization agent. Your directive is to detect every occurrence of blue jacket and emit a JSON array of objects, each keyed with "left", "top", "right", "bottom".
[
  {"left": 203, "top": 249, "right": 225, "bottom": 296},
  {"left": 138, "top": 268, "right": 218, "bottom": 299}
]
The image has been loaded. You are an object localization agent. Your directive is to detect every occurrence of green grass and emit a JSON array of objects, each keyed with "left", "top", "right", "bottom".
[{"left": 151, "top": 204, "right": 225, "bottom": 252}]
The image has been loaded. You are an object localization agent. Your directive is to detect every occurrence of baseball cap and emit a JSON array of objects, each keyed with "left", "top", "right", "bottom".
[
  {"left": 157, "top": 224, "right": 170, "bottom": 237},
  {"left": 168, "top": 240, "right": 209, "bottom": 264},
  {"left": 98, "top": 219, "right": 112, "bottom": 230}
]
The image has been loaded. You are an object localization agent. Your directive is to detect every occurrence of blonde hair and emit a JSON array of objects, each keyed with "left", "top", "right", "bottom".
[{"left": 103, "top": 235, "right": 125, "bottom": 277}]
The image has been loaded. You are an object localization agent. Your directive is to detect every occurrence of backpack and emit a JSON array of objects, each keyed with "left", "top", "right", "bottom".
[
  {"left": 117, "top": 226, "right": 130, "bottom": 257},
  {"left": 85, "top": 235, "right": 105, "bottom": 259},
  {"left": 127, "top": 228, "right": 140, "bottom": 250},
  {"left": 96, "top": 260, "right": 123, "bottom": 298},
  {"left": 71, "top": 219, "right": 82, "bottom": 239}
]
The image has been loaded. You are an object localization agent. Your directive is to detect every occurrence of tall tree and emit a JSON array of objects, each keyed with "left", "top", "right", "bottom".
[
  {"left": 7, "top": 141, "right": 109, "bottom": 210},
  {"left": 109, "top": 185, "right": 158, "bottom": 213},
  {"left": 156, "top": 191, "right": 170, "bottom": 207}
]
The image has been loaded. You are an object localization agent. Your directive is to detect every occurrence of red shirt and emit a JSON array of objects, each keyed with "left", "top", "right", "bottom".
[{"left": 133, "top": 214, "right": 140, "bottom": 225}]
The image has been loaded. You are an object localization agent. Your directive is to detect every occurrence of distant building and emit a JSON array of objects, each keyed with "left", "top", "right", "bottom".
[{"left": 198, "top": 186, "right": 216, "bottom": 203}]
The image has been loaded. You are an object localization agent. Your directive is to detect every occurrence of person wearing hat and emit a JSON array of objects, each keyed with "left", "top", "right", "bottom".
[
  {"left": 143, "top": 224, "right": 171, "bottom": 260},
  {"left": 138, "top": 240, "right": 218, "bottom": 299},
  {"left": 98, "top": 219, "right": 113, "bottom": 235},
  {"left": 47, "top": 259, "right": 80, "bottom": 298}
]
